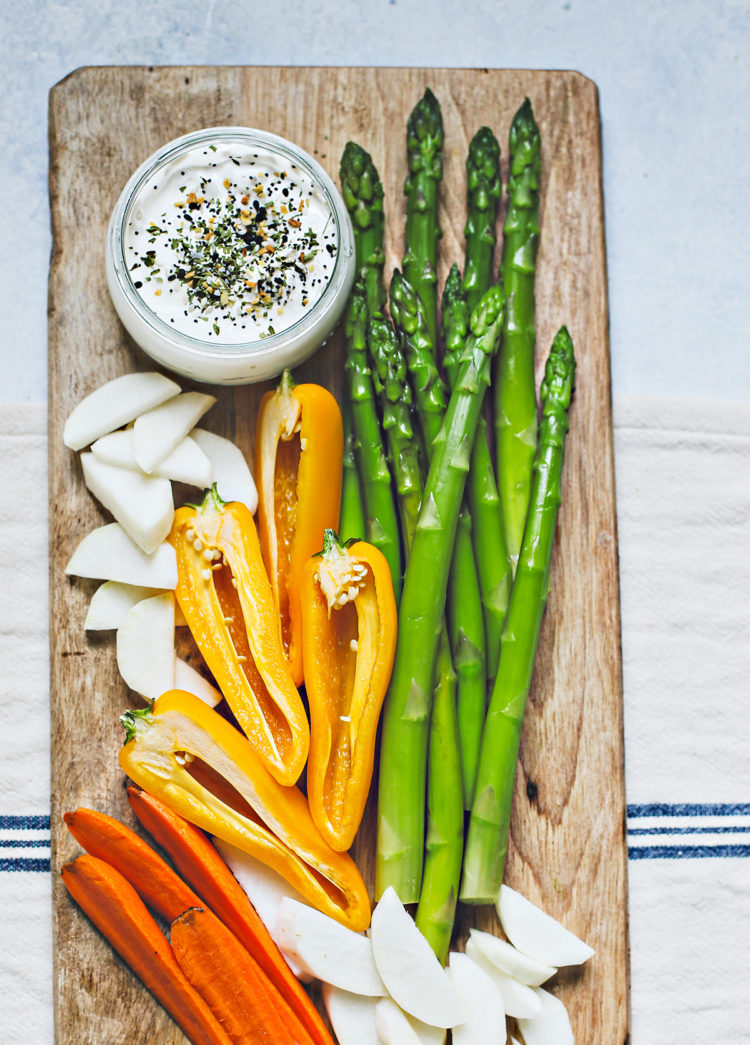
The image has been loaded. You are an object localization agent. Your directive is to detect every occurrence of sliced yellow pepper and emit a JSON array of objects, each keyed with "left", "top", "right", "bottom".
[
  {"left": 119, "top": 691, "right": 371, "bottom": 932},
  {"left": 169, "top": 486, "right": 309, "bottom": 787},
  {"left": 301, "top": 531, "right": 397, "bottom": 851}
]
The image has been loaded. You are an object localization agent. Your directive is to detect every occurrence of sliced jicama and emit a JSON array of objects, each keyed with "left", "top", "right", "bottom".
[
  {"left": 497, "top": 885, "right": 595, "bottom": 968},
  {"left": 191, "top": 427, "right": 258, "bottom": 513},
  {"left": 468, "top": 928, "right": 556, "bottom": 986},
  {"left": 464, "top": 938, "right": 541, "bottom": 1020},
  {"left": 116, "top": 593, "right": 175, "bottom": 700},
  {"left": 213, "top": 839, "right": 310, "bottom": 980},
  {"left": 81, "top": 453, "right": 173, "bottom": 554},
  {"left": 174, "top": 658, "right": 221, "bottom": 708},
  {"left": 63, "top": 371, "right": 181, "bottom": 451},
  {"left": 447, "top": 952, "right": 506, "bottom": 1044},
  {"left": 370, "top": 887, "right": 464, "bottom": 1029},
  {"left": 66, "top": 524, "right": 177, "bottom": 589},
  {"left": 517, "top": 987, "right": 574, "bottom": 1045},
  {"left": 133, "top": 391, "right": 215, "bottom": 474},
  {"left": 323, "top": 985, "right": 380, "bottom": 1045},
  {"left": 92, "top": 429, "right": 213, "bottom": 489},
  {"left": 85, "top": 581, "right": 165, "bottom": 630},
  {"left": 277, "top": 897, "right": 386, "bottom": 996},
  {"left": 374, "top": 999, "right": 446, "bottom": 1045}
]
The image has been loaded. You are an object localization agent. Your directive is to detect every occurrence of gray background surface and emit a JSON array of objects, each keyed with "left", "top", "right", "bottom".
[{"left": 1, "top": 0, "right": 748, "bottom": 405}]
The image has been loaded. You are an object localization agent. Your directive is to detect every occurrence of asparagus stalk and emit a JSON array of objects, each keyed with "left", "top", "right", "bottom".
[
  {"left": 402, "top": 88, "right": 444, "bottom": 348},
  {"left": 463, "top": 127, "right": 502, "bottom": 312},
  {"left": 461, "top": 327, "right": 576, "bottom": 903},
  {"left": 376, "top": 284, "right": 505, "bottom": 903},
  {"left": 494, "top": 98, "right": 542, "bottom": 570},
  {"left": 340, "top": 141, "right": 387, "bottom": 317},
  {"left": 415, "top": 628, "right": 463, "bottom": 964},
  {"left": 369, "top": 311, "right": 463, "bottom": 958},
  {"left": 338, "top": 399, "right": 366, "bottom": 542},
  {"left": 344, "top": 278, "right": 402, "bottom": 601}
]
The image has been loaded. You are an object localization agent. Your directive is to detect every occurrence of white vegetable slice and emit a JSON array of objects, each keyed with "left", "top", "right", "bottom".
[
  {"left": 497, "top": 885, "right": 595, "bottom": 968},
  {"left": 81, "top": 453, "right": 173, "bottom": 555},
  {"left": 468, "top": 928, "right": 556, "bottom": 986},
  {"left": 277, "top": 897, "right": 386, "bottom": 996},
  {"left": 66, "top": 524, "right": 177, "bottom": 589},
  {"left": 63, "top": 372, "right": 181, "bottom": 451},
  {"left": 370, "top": 887, "right": 463, "bottom": 1029},
  {"left": 447, "top": 952, "right": 506, "bottom": 1044},
  {"left": 85, "top": 581, "right": 165, "bottom": 630},
  {"left": 133, "top": 391, "right": 216, "bottom": 473},
  {"left": 375, "top": 1000, "right": 446, "bottom": 1045},
  {"left": 116, "top": 593, "right": 175, "bottom": 700},
  {"left": 464, "top": 938, "right": 542, "bottom": 1020},
  {"left": 93, "top": 430, "right": 213, "bottom": 489},
  {"left": 174, "top": 658, "right": 221, "bottom": 707},
  {"left": 212, "top": 839, "right": 309, "bottom": 980},
  {"left": 517, "top": 987, "right": 574, "bottom": 1045},
  {"left": 191, "top": 427, "right": 258, "bottom": 513},
  {"left": 323, "top": 986, "right": 380, "bottom": 1045}
]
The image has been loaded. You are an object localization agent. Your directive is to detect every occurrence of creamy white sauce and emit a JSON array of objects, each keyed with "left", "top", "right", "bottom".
[{"left": 123, "top": 142, "right": 338, "bottom": 345}]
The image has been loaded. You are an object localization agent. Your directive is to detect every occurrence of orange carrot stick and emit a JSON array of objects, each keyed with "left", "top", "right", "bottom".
[
  {"left": 172, "top": 906, "right": 316, "bottom": 1045},
  {"left": 64, "top": 807, "right": 203, "bottom": 923},
  {"left": 61, "top": 854, "right": 232, "bottom": 1045},
  {"left": 127, "top": 786, "right": 335, "bottom": 1045}
]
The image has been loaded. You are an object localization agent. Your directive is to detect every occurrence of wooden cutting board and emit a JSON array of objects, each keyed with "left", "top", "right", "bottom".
[{"left": 49, "top": 66, "right": 629, "bottom": 1044}]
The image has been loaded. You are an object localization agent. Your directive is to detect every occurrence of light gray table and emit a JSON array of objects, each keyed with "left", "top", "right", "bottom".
[{"left": 0, "top": 0, "right": 748, "bottom": 405}]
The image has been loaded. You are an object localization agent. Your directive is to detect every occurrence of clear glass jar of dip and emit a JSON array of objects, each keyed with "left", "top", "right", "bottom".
[{"left": 106, "top": 127, "right": 355, "bottom": 384}]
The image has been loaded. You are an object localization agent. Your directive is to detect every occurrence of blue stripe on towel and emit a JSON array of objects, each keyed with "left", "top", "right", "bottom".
[
  {"left": 629, "top": 825, "right": 750, "bottom": 836},
  {"left": 628, "top": 802, "right": 750, "bottom": 818},
  {"left": 629, "top": 844, "right": 750, "bottom": 860},
  {"left": 0, "top": 815, "right": 51, "bottom": 830},
  {"left": 0, "top": 838, "right": 50, "bottom": 848},
  {"left": 0, "top": 857, "right": 51, "bottom": 872}
]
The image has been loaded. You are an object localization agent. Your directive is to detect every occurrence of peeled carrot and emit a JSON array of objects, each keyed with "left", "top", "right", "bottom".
[
  {"left": 127, "top": 786, "right": 335, "bottom": 1045},
  {"left": 61, "top": 854, "right": 232, "bottom": 1045},
  {"left": 64, "top": 807, "right": 203, "bottom": 923},
  {"left": 172, "top": 906, "right": 316, "bottom": 1045}
]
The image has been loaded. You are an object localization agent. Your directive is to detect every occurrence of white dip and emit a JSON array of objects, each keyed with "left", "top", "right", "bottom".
[{"left": 123, "top": 142, "right": 338, "bottom": 345}]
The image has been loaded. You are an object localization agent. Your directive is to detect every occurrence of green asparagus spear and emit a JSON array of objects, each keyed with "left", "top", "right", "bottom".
[
  {"left": 461, "top": 327, "right": 576, "bottom": 903},
  {"left": 402, "top": 89, "right": 444, "bottom": 348},
  {"left": 367, "top": 315, "right": 423, "bottom": 554},
  {"left": 376, "top": 284, "right": 506, "bottom": 903},
  {"left": 340, "top": 141, "right": 387, "bottom": 317},
  {"left": 463, "top": 127, "right": 502, "bottom": 312},
  {"left": 339, "top": 399, "right": 366, "bottom": 542},
  {"left": 415, "top": 628, "right": 464, "bottom": 963},
  {"left": 494, "top": 98, "right": 542, "bottom": 570},
  {"left": 344, "top": 278, "right": 402, "bottom": 601}
]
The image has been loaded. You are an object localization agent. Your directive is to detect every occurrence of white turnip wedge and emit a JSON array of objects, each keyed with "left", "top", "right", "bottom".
[
  {"left": 447, "top": 952, "right": 506, "bottom": 1045},
  {"left": 66, "top": 524, "right": 178, "bottom": 589},
  {"left": 92, "top": 429, "right": 213, "bottom": 488},
  {"left": 85, "top": 581, "right": 165, "bottom": 630},
  {"left": 63, "top": 371, "right": 181, "bottom": 451},
  {"left": 174, "top": 658, "right": 221, "bottom": 707},
  {"left": 191, "top": 428, "right": 258, "bottom": 513},
  {"left": 212, "top": 839, "right": 309, "bottom": 979},
  {"left": 322, "top": 986, "right": 380, "bottom": 1045},
  {"left": 116, "top": 593, "right": 175, "bottom": 701},
  {"left": 81, "top": 453, "right": 173, "bottom": 554},
  {"left": 516, "top": 987, "right": 574, "bottom": 1045},
  {"left": 277, "top": 897, "right": 386, "bottom": 996},
  {"left": 374, "top": 999, "right": 446, "bottom": 1045},
  {"left": 464, "top": 938, "right": 541, "bottom": 1020},
  {"left": 497, "top": 885, "right": 595, "bottom": 968},
  {"left": 370, "top": 887, "right": 463, "bottom": 1029},
  {"left": 133, "top": 391, "right": 216, "bottom": 473},
  {"left": 468, "top": 928, "right": 556, "bottom": 986}
]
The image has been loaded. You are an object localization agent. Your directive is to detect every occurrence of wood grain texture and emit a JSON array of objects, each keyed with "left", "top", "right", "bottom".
[{"left": 49, "top": 66, "right": 629, "bottom": 1044}]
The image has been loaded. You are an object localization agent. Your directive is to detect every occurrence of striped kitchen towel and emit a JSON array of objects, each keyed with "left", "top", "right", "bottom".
[{"left": 1, "top": 394, "right": 749, "bottom": 1043}]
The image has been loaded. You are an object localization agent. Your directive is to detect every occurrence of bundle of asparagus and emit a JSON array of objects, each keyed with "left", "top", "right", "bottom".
[{"left": 338, "top": 89, "right": 575, "bottom": 961}]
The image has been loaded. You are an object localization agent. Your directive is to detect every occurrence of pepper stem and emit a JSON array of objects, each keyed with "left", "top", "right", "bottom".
[
  {"left": 187, "top": 482, "right": 227, "bottom": 514},
  {"left": 120, "top": 702, "right": 155, "bottom": 745}
]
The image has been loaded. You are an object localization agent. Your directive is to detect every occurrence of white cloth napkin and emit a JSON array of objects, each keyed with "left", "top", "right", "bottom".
[{"left": 1, "top": 395, "right": 749, "bottom": 1043}]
